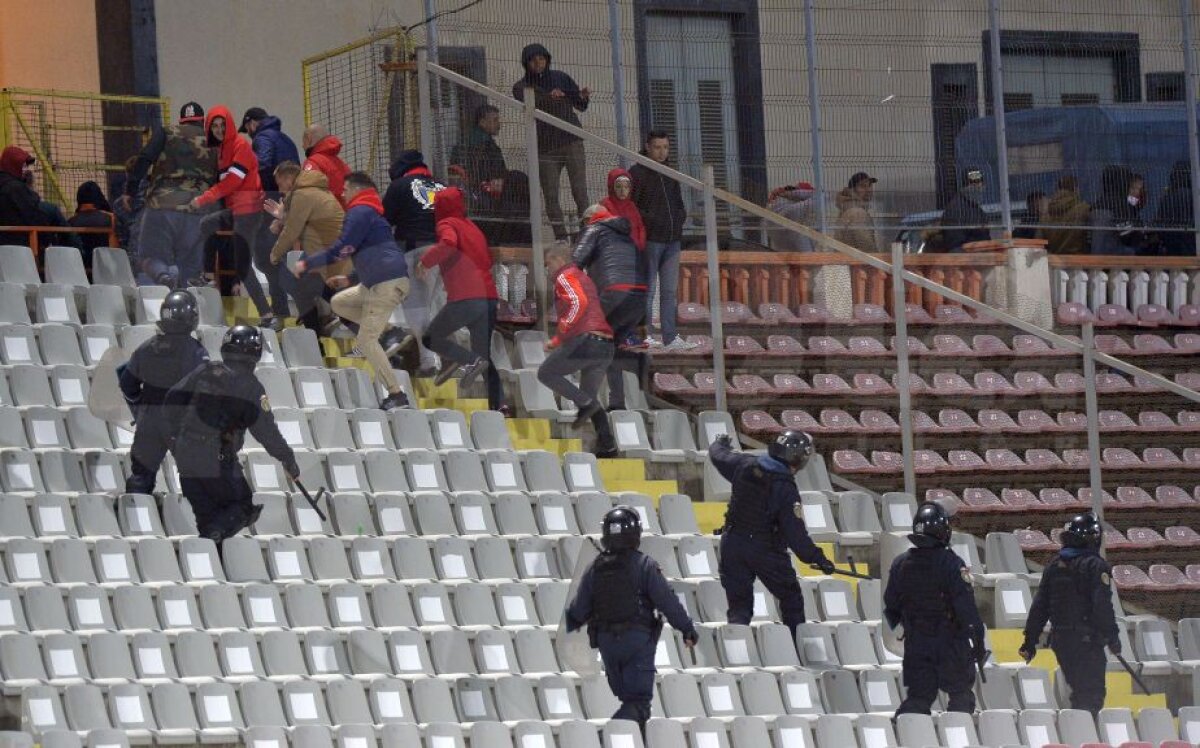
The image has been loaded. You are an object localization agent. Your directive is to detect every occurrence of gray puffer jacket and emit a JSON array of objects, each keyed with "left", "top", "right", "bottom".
[{"left": 571, "top": 216, "right": 647, "bottom": 291}]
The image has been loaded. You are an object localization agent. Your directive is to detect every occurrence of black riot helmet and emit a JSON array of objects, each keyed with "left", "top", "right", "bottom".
[
  {"left": 768, "top": 430, "right": 814, "bottom": 472},
  {"left": 1061, "top": 511, "right": 1102, "bottom": 549},
  {"left": 909, "top": 501, "right": 952, "bottom": 548},
  {"left": 601, "top": 505, "right": 642, "bottom": 552},
  {"left": 158, "top": 290, "right": 200, "bottom": 335},
  {"left": 220, "top": 325, "right": 263, "bottom": 367}
]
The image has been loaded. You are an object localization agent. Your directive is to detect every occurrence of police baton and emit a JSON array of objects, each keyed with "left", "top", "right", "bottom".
[
  {"left": 290, "top": 477, "right": 328, "bottom": 522},
  {"left": 818, "top": 555, "right": 875, "bottom": 581},
  {"left": 1115, "top": 652, "right": 1151, "bottom": 695}
]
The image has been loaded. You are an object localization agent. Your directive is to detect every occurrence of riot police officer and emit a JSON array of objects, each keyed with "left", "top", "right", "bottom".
[
  {"left": 884, "top": 501, "right": 987, "bottom": 716},
  {"left": 709, "top": 430, "right": 835, "bottom": 641},
  {"left": 165, "top": 325, "right": 299, "bottom": 544},
  {"left": 118, "top": 290, "right": 209, "bottom": 494},
  {"left": 565, "top": 506, "right": 698, "bottom": 732},
  {"left": 1020, "top": 511, "right": 1119, "bottom": 715}
]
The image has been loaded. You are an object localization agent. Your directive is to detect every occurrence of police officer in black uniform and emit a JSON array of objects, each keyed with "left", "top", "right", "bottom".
[
  {"left": 884, "top": 501, "right": 987, "bottom": 717},
  {"left": 709, "top": 430, "right": 835, "bottom": 641},
  {"left": 565, "top": 506, "right": 698, "bottom": 733},
  {"left": 165, "top": 325, "right": 299, "bottom": 544},
  {"left": 118, "top": 290, "right": 209, "bottom": 494},
  {"left": 1020, "top": 511, "right": 1119, "bottom": 715}
]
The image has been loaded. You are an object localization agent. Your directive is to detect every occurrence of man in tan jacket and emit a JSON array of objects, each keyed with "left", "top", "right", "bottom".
[
  {"left": 834, "top": 171, "right": 879, "bottom": 253},
  {"left": 268, "top": 161, "right": 348, "bottom": 331}
]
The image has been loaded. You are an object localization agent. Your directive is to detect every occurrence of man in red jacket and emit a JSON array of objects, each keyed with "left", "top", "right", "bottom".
[
  {"left": 302, "top": 125, "right": 352, "bottom": 205},
  {"left": 538, "top": 243, "right": 617, "bottom": 456},
  {"left": 416, "top": 186, "right": 506, "bottom": 411},
  {"left": 190, "top": 105, "right": 286, "bottom": 329}
]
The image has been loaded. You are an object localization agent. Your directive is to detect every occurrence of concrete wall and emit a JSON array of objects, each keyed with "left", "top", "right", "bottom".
[{"left": 0, "top": 0, "right": 101, "bottom": 91}]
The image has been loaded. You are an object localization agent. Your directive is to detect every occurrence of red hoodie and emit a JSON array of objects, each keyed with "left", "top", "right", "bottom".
[
  {"left": 421, "top": 186, "right": 499, "bottom": 302},
  {"left": 303, "top": 136, "right": 351, "bottom": 205},
  {"left": 195, "top": 104, "right": 263, "bottom": 215},
  {"left": 550, "top": 264, "right": 612, "bottom": 347},
  {"left": 600, "top": 167, "right": 646, "bottom": 251},
  {"left": 0, "top": 146, "right": 32, "bottom": 179}
]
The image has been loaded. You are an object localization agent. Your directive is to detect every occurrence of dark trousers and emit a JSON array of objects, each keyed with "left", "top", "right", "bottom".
[
  {"left": 281, "top": 271, "right": 332, "bottom": 332},
  {"left": 180, "top": 468, "right": 255, "bottom": 543},
  {"left": 597, "top": 627, "right": 656, "bottom": 729},
  {"left": 719, "top": 533, "right": 806, "bottom": 639},
  {"left": 422, "top": 298, "right": 504, "bottom": 409},
  {"left": 537, "top": 333, "right": 616, "bottom": 446},
  {"left": 137, "top": 208, "right": 206, "bottom": 285},
  {"left": 1052, "top": 636, "right": 1107, "bottom": 714},
  {"left": 600, "top": 289, "right": 647, "bottom": 409},
  {"left": 539, "top": 140, "right": 589, "bottom": 240},
  {"left": 895, "top": 634, "right": 976, "bottom": 716},
  {"left": 234, "top": 211, "right": 289, "bottom": 318},
  {"left": 126, "top": 414, "right": 169, "bottom": 495}
]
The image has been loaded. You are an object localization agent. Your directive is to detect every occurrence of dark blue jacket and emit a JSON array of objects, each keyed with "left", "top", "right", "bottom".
[
  {"left": 252, "top": 116, "right": 300, "bottom": 192},
  {"left": 118, "top": 333, "right": 209, "bottom": 417},
  {"left": 884, "top": 546, "right": 983, "bottom": 639},
  {"left": 307, "top": 194, "right": 408, "bottom": 288},
  {"left": 512, "top": 43, "right": 588, "bottom": 152},
  {"left": 565, "top": 549, "right": 695, "bottom": 635}
]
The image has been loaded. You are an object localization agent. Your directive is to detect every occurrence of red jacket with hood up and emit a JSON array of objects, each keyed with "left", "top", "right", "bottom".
[
  {"left": 600, "top": 167, "right": 647, "bottom": 251},
  {"left": 195, "top": 105, "right": 263, "bottom": 216},
  {"left": 550, "top": 264, "right": 612, "bottom": 347},
  {"left": 303, "top": 135, "right": 351, "bottom": 205},
  {"left": 421, "top": 187, "right": 499, "bottom": 302}
]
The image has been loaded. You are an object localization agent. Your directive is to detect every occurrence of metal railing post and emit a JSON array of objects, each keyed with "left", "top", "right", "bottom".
[
  {"left": 417, "top": 49, "right": 433, "bottom": 169},
  {"left": 525, "top": 89, "right": 548, "bottom": 333},
  {"left": 802, "top": 0, "right": 827, "bottom": 234},
  {"left": 986, "top": 0, "right": 1014, "bottom": 238},
  {"left": 1181, "top": 0, "right": 1200, "bottom": 256},
  {"left": 703, "top": 165, "right": 728, "bottom": 413},
  {"left": 608, "top": 0, "right": 628, "bottom": 151},
  {"left": 891, "top": 241, "right": 917, "bottom": 496},
  {"left": 1082, "top": 321, "right": 1105, "bottom": 535}
]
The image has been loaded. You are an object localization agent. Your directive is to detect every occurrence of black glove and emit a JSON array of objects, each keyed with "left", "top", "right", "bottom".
[
  {"left": 971, "top": 636, "right": 988, "bottom": 665},
  {"left": 682, "top": 629, "right": 699, "bottom": 648},
  {"left": 1108, "top": 638, "right": 1122, "bottom": 656},
  {"left": 815, "top": 557, "right": 836, "bottom": 575},
  {"left": 1018, "top": 641, "right": 1036, "bottom": 664},
  {"left": 283, "top": 460, "right": 300, "bottom": 480},
  {"left": 714, "top": 434, "right": 733, "bottom": 449}
]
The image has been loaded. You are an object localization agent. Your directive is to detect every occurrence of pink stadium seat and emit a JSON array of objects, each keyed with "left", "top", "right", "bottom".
[
  {"left": 1136, "top": 303, "right": 1176, "bottom": 326},
  {"left": 772, "top": 374, "right": 811, "bottom": 395},
  {"left": 1103, "top": 530, "right": 1134, "bottom": 552},
  {"left": 1017, "top": 409, "right": 1062, "bottom": 433},
  {"left": 890, "top": 336, "right": 931, "bottom": 355},
  {"left": 1056, "top": 302, "right": 1096, "bottom": 325},
  {"left": 1143, "top": 447, "right": 1183, "bottom": 467},
  {"left": 938, "top": 408, "right": 979, "bottom": 433},
  {"left": 1015, "top": 371, "right": 1057, "bottom": 394},
  {"left": 978, "top": 409, "right": 1023, "bottom": 433},
  {"left": 1000, "top": 488, "right": 1046, "bottom": 512},
  {"left": 819, "top": 409, "right": 862, "bottom": 433},
  {"left": 1156, "top": 485, "right": 1198, "bottom": 507},
  {"left": 693, "top": 372, "right": 718, "bottom": 393},
  {"left": 1053, "top": 333, "right": 1083, "bottom": 351},
  {"left": 664, "top": 335, "right": 711, "bottom": 355},
  {"left": 1053, "top": 371, "right": 1086, "bottom": 393},
  {"left": 1026, "top": 449, "right": 1066, "bottom": 471},
  {"left": 1187, "top": 565, "right": 1200, "bottom": 586},
  {"left": 1098, "top": 410, "right": 1138, "bottom": 432},
  {"left": 718, "top": 301, "right": 753, "bottom": 324},
  {"left": 1096, "top": 304, "right": 1140, "bottom": 327},
  {"left": 934, "top": 304, "right": 979, "bottom": 324},
  {"left": 766, "top": 335, "right": 805, "bottom": 356},
  {"left": 858, "top": 409, "right": 900, "bottom": 433},
  {"left": 831, "top": 450, "right": 874, "bottom": 473},
  {"left": 1175, "top": 411, "right": 1200, "bottom": 430},
  {"left": 740, "top": 410, "right": 783, "bottom": 435},
  {"left": 1132, "top": 333, "right": 1173, "bottom": 354},
  {"left": 677, "top": 302, "right": 711, "bottom": 324},
  {"left": 1079, "top": 487, "right": 1116, "bottom": 508},
  {"left": 960, "top": 487, "right": 1005, "bottom": 512},
  {"left": 1039, "top": 487, "right": 1084, "bottom": 509},
  {"left": 1056, "top": 412, "right": 1087, "bottom": 431},
  {"left": 1094, "top": 334, "right": 1134, "bottom": 354},
  {"left": 794, "top": 304, "right": 833, "bottom": 324},
  {"left": 725, "top": 335, "right": 766, "bottom": 356},
  {"left": 1177, "top": 305, "right": 1200, "bottom": 327},
  {"left": 1165, "top": 526, "right": 1200, "bottom": 547},
  {"left": 904, "top": 303, "right": 935, "bottom": 324},
  {"left": 984, "top": 448, "right": 1027, "bottom": 471},
  {"left": 1125, "top": 527, "right": 1168, "bottom": 549},
  {"left": 1132, "top": 375, "right": 1163, "bottom": 393},
  {"left": 871, "top": 451, "right": 905, "bottom": 473},
  {"left": 1013, "top": 334, "right": 1068, "bottom": 357},
  {"left": 1147, "top": 564, "right": 1197, "bottom": 591},
  {"left": 807, "top": 336, "right": 849, "bottom": 356},
  {"left": 932, "top": 334, "right": 974, "bottom": 356},
  {"left": 892, "top": 372, "right": 930, "bottom": 393},
  {"left": 730, "top": 374, "right": 773, "bottom": 396},
  {"left": 781, "top": 409, "right": 826, "bottom": 434},
  {"left": 925, "top": 488, "right": 958, "bottom": 504},
  {"left": 974, "top": 371, "right": 1016, "bottom": 395},
  {"left": 947, "top": 450, "right": 987, "bottom": 472},
  {"left": 1176, "top": 332, "right": 1200, "bottom": 351},
  {"left": 1137, "top": 411, "right": 1179, "bottom": 432},
  {"left": 758, "top": 303, "right": 801, "bottom": 325},
  {"left": 972, "top": 334, "right": 1012, "bottom": 355},
  {"left": 1114, "top": 486, "right": 1156, "bottom": 508},
  {"left": 911, "top": 410, "right": 941, "bottom": 434},
  {"left": 1095, "top": 372, "right": 1133, "bottom": 393},
  {"left": 1162, "top": 740, "right": 1196, "bottom": 748},
  {"left": 1062, "top": 449, "right": 1093, "bottom": 468},
  {"left": 852, "top": 303, "right": 891, "bottom": 324},
  {"left": 653, "top": 372, "right": 694, "bottom": 394},
  {"left": 852, "top": 373, "right": 894, "bottom": 395},
  {"left": 1014, "top": 528, "right": 1057, "bottom": 552},
  {"left": 1182, "top": 448, "right": 1200, "bottom": 467},
  {"left": 1177, "top": 373, "right": 1200, "bottom": 392},
  {"left": 913, "top": 450, "right": 950, "bottom": 474},
  {"left": 930, "top": 372, "right": 974, "bottom": 395},
  {"left": 811, "top": 373, "right": 854, "bottom": 395},
  {"left": 847, "top": 336, "right": 890, "bottom": 356}
]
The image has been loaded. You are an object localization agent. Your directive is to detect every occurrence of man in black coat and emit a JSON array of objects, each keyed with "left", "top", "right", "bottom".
[
  {"left": 0, "top": 146, "right": 47, "bottom": 246},
  {"left": 939, "top": 168, "right": 990, "bottom": 252}
]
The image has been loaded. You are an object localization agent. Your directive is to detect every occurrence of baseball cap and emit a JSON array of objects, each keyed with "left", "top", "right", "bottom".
[
  {"left": 179, "top": 102, "right": 204, "bottom": 124},
  {"left": 964, "top": 168, "right": 985, "bottom": 184},
  {"left": 848, "top": 171, "right": 877, "bottom": 188},
  {"left": 239, "top": 107, "right": 268, "bottom": 133}
]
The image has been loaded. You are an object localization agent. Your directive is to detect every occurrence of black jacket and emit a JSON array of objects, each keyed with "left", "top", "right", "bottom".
[
  {"left": 118, "top": 333, "right": 209, "bottom": 419},
  {"left": 383, "top": 151, "right": 444, "bottom": 250},
  {"left": 1023, "top": 549, "right": 1118, "bottom": 648},
  {"left": 572, "top": 216, "right": 646, "bottom": 292},
  {"left": 451, "top": 126, "right": 507, "bottom": 184},
  {"left": 1152, "top": 161, "right": 1192, "bottom": 256},
  {"left": 939, "top": 191, "right": 989, "bottom": 251},
  {"left": 565, "top": 549, "right": 695, "bottom": 636},
  {"left": 629, "top": 158, "right": 687, "bottom": 243},
  {"left": 511, "top": 44, "right": 588, "bottom": 152},
  {"left": 0, "top": 172, "right": 46, "bottom": 245}
]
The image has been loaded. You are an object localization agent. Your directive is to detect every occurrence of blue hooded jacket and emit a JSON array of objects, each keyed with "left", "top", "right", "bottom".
[{"left": 252, "top": 116, "right": 300, "bottom": 192}]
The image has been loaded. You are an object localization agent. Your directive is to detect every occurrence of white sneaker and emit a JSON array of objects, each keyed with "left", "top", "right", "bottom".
[
  {"left": 645, "top": 336, "right": 664, "bottom": 348},
  {"left": 346, "top": 346, "right": 365, "bottom": 358},
  {"left": 662, "top": 337, "right": 697, "bottom": 352}
]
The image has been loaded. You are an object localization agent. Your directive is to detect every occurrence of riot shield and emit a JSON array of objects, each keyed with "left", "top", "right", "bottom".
[
  {"left": 556, "top": 537, "right": 602, "bottom": 676},
  {"left": 87, "top": 346, "right": 133, "bottom": 431},
  {"left": 879, "top": 531, "right": 916, "bottom": 657}
]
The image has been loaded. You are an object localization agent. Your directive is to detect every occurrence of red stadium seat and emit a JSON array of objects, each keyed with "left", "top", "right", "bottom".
[
  {"left": 972, "top": 334, "right": 1012, "bottom": 355},
  {"left": 693, "top": 372, "right": 718, "bottom": 393},
  {"left": 960, "top": 487, "right": 1005, "bottom": 512},
  {"left": 890, "top": 335, "right": 931, "bottom": 355},
  {"left": 1099, "top": 410, "right": 1138, "bottom": 432},
  {"left": 974, "top": 371, "right": 1016, "bottom": 395},
  {"left": 725, "top": 335, "right": 766, "bottom": 356},
  {"left": 1094, "top": 372, "right": 1133, "bottom": 393},
  {"left": 1102, "top": 530, "right": 1134, "bottom": 552},
  {"left": 1147, "top": 564, "right": 1197, "bottom": 591},
  {"left": 807, "top": 336, "right": 849, "bottom": 356},
  {"left": 653, "top": 372, "right": 694, "bottom": 394},
  {"left": 977, "top": 409, "right": 1023, "bottom": 433},
  {"left": 1015, "top": 371, "right": 1057, "bottom": 394},
  {"left": 1182, "top": 448, "right": 1200, "bottom": 467},
  {"left": 930, "top": 372, "right": 974, "bottom": 396},
  {"left": 1136, "top": 303, "right": 1176, "bottom": 326},
  {"left": 911, "top": 410, "right": 941, "bottom": 434},
  {"left": 730, "top": 374, "right": 773, "bottom": 396},
  {"left": 1125, "top": 527, "right": 1168, "bottom": 550},
  {"left": 1132, "top": 334, "right": 1173, "bottom": 354},
  {"left": 781, "top": 409, "right": 825, "bottom": 434},
  {"left": 1062, "top": 449, "right": 1092, "bottom": 468},
  {"left": 1014, "top": 528, "right": 1056, "bottom": 552},
  {"left": 852, "top": 373, "right": 894, "bottom": 395},
  {"left": 1187, "top": 565, "right": 1200, "bottom": 586},
  {"left": 1137, "top": 411, "right": 1179, "bottom": 432},
  {"left": 1040, "top": 487, "right": 1084, "bottom": 509},
  {"left": 1176, "top": 305, "right": 1200, "bottom": 327},
  {"left": 1026, "top": 449, "right": 1066, "bottom": 471},
  {"left": 819, "top": 409, "right": 862, "bottom": 433},
  {"left": 891, "top": 372, "right": 930, "bottom": 393},
  {"left": 832, "top": 450, "right": 874, "bottom": 473},
  {"left": 758, "top": 303, "right": 801, "bottom": 325},
  {"left": 740, "top": 410, "right": 783, "bottom": 435},
  {"left": 938, "top": 408, "right": 980, "bottom": 433},
  {"left": 794, "top": 304, "right": 833, "bottom": 324},
  {"left": 859, "top": 410, "right": 900, "bottom": 433},
  {"left": 925, "top": 488, "right": 958, "bottom": 503},
  {"left": 1114, "top": 486, "right": 1156, "bottom": 508},
  {"left": 718, "top": 301, "right": 753, "bottom": 324},
  {"left": 1175, "top": 332, "right": 1200, "bottom": 351},
  {"left": 1143, "top": 447, "right": 1183, "bottom": 467},
  {"left": 904, "top": 303, "right": 934, "bottom": 324},
  {"left": 1053, "top": 372, "right": 1086, "bottom": 394},
  {"left": 934, "top": 305, "right": 980, "bottom": 324},
  {"left": 1017, "top": 409, "right": 1062, "bottom": 433},
  {"left": 772, "top": 374, "right": 811, "bottom": 395},
  {"left": 1056, "top": 412, "right": 1087, "bottom": 431},
  {"left": 932, "top": 334, "right": 974, "bottom": 356},
  {"left": 811, "top": 373, "right": 854, "bottom": 395},
  {"left": 947, "top": 450, "right": 987, "bottom": 472},
  {"left": 1056, "top": 302, "right": 1096, "bottom": 325},
  {"left": 1013, "top": 334, "right": 1069, "bottom": 357},
  {"left": 1093, "top": 334, "right": 1132, "bottom": 354},
  {"left": 677, "top": 302, "right": 711, "bottom": 324},
  {"left": 852, "top": 303, "right": 891, "bottom": 324},
  {"left": 766, "top": 335, "right": 805, "bottom": 356},
  {"left": 984, "top": 449, "right": 1026, "bottom": 471},
  {"left": 847, "top": 336, "right": 890, "bottom": 357},
  {"left": 913, "top": 450, "right": 950, "bottom": 474},
  {"left": 1164, "top": 526, "right": 1200, "bottom": 547},
  {"left": 1096, "top": 304, "right": 1140, "bottom": 327},
  {"left": 1176, "top": 372, "right": 1200, "bottom": 390},
  {"left": 871, "top": 451, "right": 905, "bottom": 473},
  {"left": 1079, "top": 487, "right": 1116, "bottom": 508},
  {"left": 1132, "top": 374, "right": 1163, "bottom": 393},
  {"left": 1000, "top": 488, "right": 1046, "bottom": 512},
  {"left": 1156, "top": 485, "right": 1198, "bottom": 507}
]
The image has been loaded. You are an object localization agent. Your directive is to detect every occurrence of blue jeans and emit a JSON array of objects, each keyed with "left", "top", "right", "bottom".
[{"left": 646, "top": 240, "right": 681, "bottom": 342}]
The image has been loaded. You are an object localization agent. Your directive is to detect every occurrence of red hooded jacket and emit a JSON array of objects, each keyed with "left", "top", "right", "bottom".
[
  {"left": 195, "top": 105, "right": 263, "bottom": 215},
  {"left": 421, "top": 186, "right": 498, "bottom": 302},
  {"left": 303, "top": 136, "right": 351, "bottom": 205},
  {"left": 551, "top": 264, "right": 612, "bottom": 347},
  {"left": 600, "top": 167, "right": 646, "bottom": 251}
]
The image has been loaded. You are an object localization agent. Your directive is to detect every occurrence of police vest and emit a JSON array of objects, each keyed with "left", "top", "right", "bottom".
[
  {"left": 896, "top": 550, "right": 955, "bottom": 634},
  {"left": 725, "top": 462, "right": 784, "bottom": 538},
  {"left": 146, "top": 123, "right": 216, "bottom": 209},
  {"left": 590, "top": 551, "right": 641, "bottom": 627},
  {"left": 1045, "top": 557, "right": 1092, "bottom": 631}
]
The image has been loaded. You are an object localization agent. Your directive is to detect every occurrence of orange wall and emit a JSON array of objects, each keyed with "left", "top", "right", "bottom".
[{"left": 0, "top": 0, "right": 101, "bottom": 91}]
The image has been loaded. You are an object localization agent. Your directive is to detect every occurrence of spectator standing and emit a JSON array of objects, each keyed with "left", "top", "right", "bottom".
[
  {"left": 630, "top": 132, "right": 691, "bottom": 350},
  {"left": 302, "top": 125, "right": 351, "bottom": 205},
  {"left": 512, "top": 43, "right": 590, "bottom": 240},
  {"left": 113, "top": 155, "right": 145, "bottom": 253},
  {"left": 539, "top": 243, "right": 617, "bottom": 456},
  {"left": 1154, "top": 161, "right": 1195, "bottom": 256},
  {"left": 239, "top": 107, "right": 300, "bottom": 193},
  {"left": 417, "top": 186, "right": 506, "bottom": 411},
  {"left": 383, "top": 149, "right": 446, "bottom": 373},
  {"left": 124, "top": 102, "right": 216, "bottom": 288},
  {"left": 600, "top": 168, "right": 646, "bottom": 251},
  {"left": 766, "top": 181, "right": 817, "bottom": 253},
  {"left": 0, "top": 145, "right": 47, "bottom": 246},
  {"left": 190, "top": 104, "right": 286, "bottom": 328},
  {"left": 1013, "top": 190, "right": 1047, "bottom": 241},
  {"left": 573, "top": 204, "right": 647, "bottom": 411},
  {"left": 450, "top": 104, "right": 531, "bottom": 245},
  {"left": 834, "top": 172, "right": 879, "bottom": 252},
  {"left": 1089, "top": 165, "right": 1145, "bottom": 256},
  {"left": 939, "top": 168, "right": 990, "bottom": 252},
  {"left": 267, "top": 161, "right": 348, "bottom": 332},
  {"left": 1042, "top": 175, "right": 1091, "bottom": 254},
  {"left": 68, "top": 181, "right": 116, "bottom": 268},
  {"left": 297, "top": 172, "right": 410, "bottom": 411}
]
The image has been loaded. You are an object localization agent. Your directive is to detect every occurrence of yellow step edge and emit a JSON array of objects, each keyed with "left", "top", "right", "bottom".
[
  {"left": 597, "top": 458, "right": 647, "bottom": 483},
  {"left": 605, "top": 480, "right": 680, "bottom": 500}
]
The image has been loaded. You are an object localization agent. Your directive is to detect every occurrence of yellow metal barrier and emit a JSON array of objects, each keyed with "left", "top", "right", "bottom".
[{"left": 0, "top": 87, "right": 169, "bottom": 208}]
